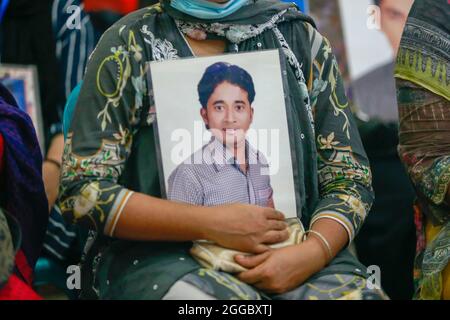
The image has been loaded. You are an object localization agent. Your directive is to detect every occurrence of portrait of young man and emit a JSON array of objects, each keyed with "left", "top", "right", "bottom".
[
  {"left": 167, "top": 62, "right": 275, "bottom": 209},
  {"left": 150, "top": 50, "right": 297, "bottom": 218}
]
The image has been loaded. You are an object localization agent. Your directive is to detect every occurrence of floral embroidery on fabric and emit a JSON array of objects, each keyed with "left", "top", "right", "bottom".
[
  {"left": 273, "top": 26, "right": 315, "bottom": 134},
  {"left": 141, "top": 25, "right": 180, "bottom": 61},
  {"left": 96, "top": 30, "right": 145, "bottom": 131},
  {"left": 174, "top": 9, "right": 290, "bottom": 44}
]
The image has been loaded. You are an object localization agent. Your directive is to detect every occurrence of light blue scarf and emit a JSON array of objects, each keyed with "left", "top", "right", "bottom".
[{"left": 170, "top": 0, "right": 251, "bottom": 20}]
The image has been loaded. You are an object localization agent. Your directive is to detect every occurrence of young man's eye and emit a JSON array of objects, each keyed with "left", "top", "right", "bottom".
[
  {"left": 214, "top": 105, "right": 224, "bottom": 111},
  {"left": 386, "top": 9, "right": 404, "bottom": 20},
  {"left": 235, "top": 105, "right": 245, "bottom": 111}
]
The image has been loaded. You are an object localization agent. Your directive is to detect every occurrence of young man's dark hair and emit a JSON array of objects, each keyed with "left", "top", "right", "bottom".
[{"left": 197, "top": 62, "right": 256, "bottom": 108}]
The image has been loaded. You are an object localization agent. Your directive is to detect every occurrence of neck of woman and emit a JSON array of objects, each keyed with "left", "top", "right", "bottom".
[{"left": 186, "top": 36, "right": 227, "bottom": 57}]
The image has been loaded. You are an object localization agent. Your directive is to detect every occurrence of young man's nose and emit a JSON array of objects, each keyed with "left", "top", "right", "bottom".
[{"left": 224, "top": 108, "right": 237, "bottom": 123}]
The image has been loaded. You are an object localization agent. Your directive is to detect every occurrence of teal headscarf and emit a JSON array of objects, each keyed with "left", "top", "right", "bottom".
[
  {"left": 162, "top": 0, "right": 300, "bottom": 25},
  {"left": 63, "top": 82, "right": 82, "bottom": 140},
  {"left": 170, "top": 0, "right": 251, "bottom": 20}
]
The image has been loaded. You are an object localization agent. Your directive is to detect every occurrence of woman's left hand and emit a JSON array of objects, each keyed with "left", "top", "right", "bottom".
[{"left": 235, "top": 238, "right": 328, "bottom": 294}]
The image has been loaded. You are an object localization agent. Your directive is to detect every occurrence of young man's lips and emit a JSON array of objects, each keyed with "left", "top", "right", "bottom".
[{"left": 222, "top": 128, "right": 238, "bottom": 132}]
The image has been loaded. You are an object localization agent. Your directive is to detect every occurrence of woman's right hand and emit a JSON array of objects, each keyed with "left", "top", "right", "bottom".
[{"left": 203, "top": 203, "right": 289, "bottom": 254}]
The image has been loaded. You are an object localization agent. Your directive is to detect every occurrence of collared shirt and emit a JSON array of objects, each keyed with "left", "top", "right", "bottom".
[{"left": 168, "top": 138, "right": 273, "bottom": 207}]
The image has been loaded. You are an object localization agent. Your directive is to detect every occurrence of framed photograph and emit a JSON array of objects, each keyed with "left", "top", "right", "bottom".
[
  {"left": 0, "top": 64, "right": 45, "bottom": 149},
  {"left": 149, "top": 50, "right": 299, "bottom": 218}
]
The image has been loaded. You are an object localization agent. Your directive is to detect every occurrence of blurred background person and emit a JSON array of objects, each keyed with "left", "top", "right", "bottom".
[
  {"left": 84, "top": 0, "right": 158, "bottom": 34},
  {"left": 0, "top": 0, "right": 158, "bottom": 299},
  {"left": 0, "top": 0, "right": 60, "bottom": 152},
  {"left": 0, "top": 0, "right": 64, "bottom": 211},
  {"left": 0, "top": 83, "right": 48, "bottom": 299},
  {"left": 395, "top": 0, "right": 449, "bottom": 300},
  {"left": 352, "top": 0, "right": 414, "bottom": 121},
  {"left": 44, "top": 0, "right": 159, "bottom": 264},
  {"left": 347, "top": 0, "right": 417, "bottom": 300},
  {"left": 0, "top": 0, "right": 158, "bottom": 211},
  {"left": 37, "top": 0, "right": 100, "bottom": 273}
]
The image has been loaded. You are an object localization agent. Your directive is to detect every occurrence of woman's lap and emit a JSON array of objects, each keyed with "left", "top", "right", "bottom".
[
  {"left": 171, "top": 268, "right": 387, "bottom": 300},
  {"left": 162, "top": 280, "right": 217, "bottom": 300},
  {"left": 96, "top": 245, "right": 388, "bottom": 300},
  {"left": 162, "top": 248, "right": 388, "bottom": 300}
]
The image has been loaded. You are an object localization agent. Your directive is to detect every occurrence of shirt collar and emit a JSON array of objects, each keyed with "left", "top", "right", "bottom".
[{"left": 205, "top": 137, "right": 260, "bottom": 172}]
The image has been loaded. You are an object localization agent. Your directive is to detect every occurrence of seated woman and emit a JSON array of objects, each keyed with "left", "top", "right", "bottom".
[
  {"left": 58, "top": 0, "right": 387, "bottom": 300},
  {"left": 0, "top": 83, "right": 48, "bottom": 299},
  {"left": 395, "top": 0, "right": 449, "bottom": 300}
]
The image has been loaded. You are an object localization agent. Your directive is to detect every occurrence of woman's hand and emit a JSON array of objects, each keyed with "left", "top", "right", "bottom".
[
  {"left": 234, "top": 218, "right": 349, "bottom": 294},
  {"left": 115, "top": 195, "right": 289, "bottom": 244},
  {"left": 204, "top": 204, "right": 289, "bottom": 254},
  {"left": 234, "top": 238, "right": 328, "bottom": 294}
]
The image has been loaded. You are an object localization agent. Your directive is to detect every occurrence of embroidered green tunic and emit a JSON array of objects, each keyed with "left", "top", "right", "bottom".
[
  {"left": 394, "top": 0, "right": 449, "bottom": 300},
  {"left": 58, "top": 3, "right": 374, "bottom": 299}
]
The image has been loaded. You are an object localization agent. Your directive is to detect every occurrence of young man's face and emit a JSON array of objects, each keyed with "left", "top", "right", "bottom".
[
  {"left": 201, "top": 81, "right": 254, "bottom": 148},
  {"left": 379, "top": 0, "right": 414, "bottom": 55}
]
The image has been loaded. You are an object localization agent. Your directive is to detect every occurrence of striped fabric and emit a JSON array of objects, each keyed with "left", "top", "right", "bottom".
[
  {"left": 43, "top": 207, "right": 78, "bottom": 262},
  {"left": 42, "top": 0, "right": 98, "bottom": 261},
  {"left": 52, "top": 0, "right": 99, "bottom": 119},
  {"left": 168, "top": 138, "right": 274, "bottom": 208}
]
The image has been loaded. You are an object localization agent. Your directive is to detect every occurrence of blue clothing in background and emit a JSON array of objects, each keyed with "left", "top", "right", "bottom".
[
  {"left": 42, "top": 0, "right": 98, "bottom": 264},
  {"left": 50, "top": 0, "right": 99, "bottom": 136},
  {"left": 281, "top": 0, "right": 308, "bottom": 13},
  {"left": 0, "top": 0, "right": 10, "bottom": 24},
  {"left": 63, "top": 82, "right": 82, "bottom": 140}
]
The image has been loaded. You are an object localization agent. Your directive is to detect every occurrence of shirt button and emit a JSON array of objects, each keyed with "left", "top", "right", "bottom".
[
  {"left": 153, "top": 284, "right": 159, "bottom": 290},
  {"left": 300, "top": 133, "right": 305, "bottom": 139},
  {"left": 257, "top": 42, "right": 262, "bottom": 48},
  {"left": 106, "top": 280, "right": 110, "bottom": 286},
  {"left": 133, "top": 259, "right": 139, "bottom": 265}
]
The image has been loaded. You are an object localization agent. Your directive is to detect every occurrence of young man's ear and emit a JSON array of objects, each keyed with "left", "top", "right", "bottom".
[{"left": 200, "top": 108, "right": 209, "bottom": 126}]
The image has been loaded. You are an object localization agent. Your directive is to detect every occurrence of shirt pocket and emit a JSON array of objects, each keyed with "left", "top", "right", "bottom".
[{"left": 256, "top": 187, "right": 273, "bottom": 208}]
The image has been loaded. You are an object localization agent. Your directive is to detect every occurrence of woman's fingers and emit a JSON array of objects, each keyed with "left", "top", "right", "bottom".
[
  {"left": 264, "top": 209, "right": 285, "bottom": 220},
  {"left": 268, "top": 220, "right": 288, "bottom": 231},
  {"left": 237, "top": 266, "right": 264, "bottom": 284},
  {"left": 235, "top": 251, "right": 271, "bottom": 269},
  {"left": 252, "top": 243, "right": 270, "bottom": 254},
  {"left": 262, "top": 229, "right": 289, "bottom": 245},
  {"left": 252, "top": 281, "right": 276, "bottom": 293}
]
